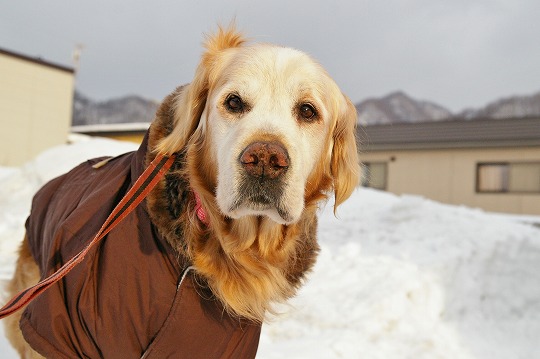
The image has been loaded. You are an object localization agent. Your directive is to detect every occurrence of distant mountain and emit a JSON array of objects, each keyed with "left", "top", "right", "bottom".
[
  {"left": 72, "top": 89, "right": 540, "bottom": 127},
  {"left": 459, "top": 91, "right": 540, "bottom": 120},
  {"left": 355, "top": 90, "right": 540, "bottom": 125},
  {"left": 355, "top": 91, "right": 453, "bottom": 125},
  {"left": 72, "top": 91, "right": 158, "bottom": 126}
]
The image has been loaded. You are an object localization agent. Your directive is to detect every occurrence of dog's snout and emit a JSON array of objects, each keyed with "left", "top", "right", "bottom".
[{"left": 240, "top": 142, "right": 289, "bottom": 179}]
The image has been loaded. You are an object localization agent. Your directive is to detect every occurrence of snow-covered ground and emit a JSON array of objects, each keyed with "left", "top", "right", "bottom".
[{"left": 1, "top": 137, "right": 539, "bottom": 358}]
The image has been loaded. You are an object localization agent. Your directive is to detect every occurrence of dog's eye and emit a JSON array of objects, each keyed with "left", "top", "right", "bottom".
[
  {"left": 299, "top": 103, "right": 317, "bottom": 121},
  {"left": 225, "top": 94, "right": 244, "bottom": 113}
]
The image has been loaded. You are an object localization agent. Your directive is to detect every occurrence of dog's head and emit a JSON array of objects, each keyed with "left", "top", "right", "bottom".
[{"left": 157, "top": 27, "right": 359, "bottom": 225}]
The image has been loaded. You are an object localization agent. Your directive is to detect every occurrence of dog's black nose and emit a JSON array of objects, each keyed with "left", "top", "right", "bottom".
[{"left": 240, "top": 142, "right": 289, "bottom": 179}]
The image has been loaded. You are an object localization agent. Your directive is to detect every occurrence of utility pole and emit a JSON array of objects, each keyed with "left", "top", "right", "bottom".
[{"left": 72, "top": 44, "right": 84, "bottom": 75}]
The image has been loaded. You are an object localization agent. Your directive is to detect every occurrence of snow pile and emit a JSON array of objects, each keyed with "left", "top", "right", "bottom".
[
  {"left": 260, "top": 191, "right": 540, "bottom": 359},
  {"left": 259, "top": 247, "right": 472, "bottom": 359},
  {"left": 1, "top": 137, "right": 539, "bottom": 358}
]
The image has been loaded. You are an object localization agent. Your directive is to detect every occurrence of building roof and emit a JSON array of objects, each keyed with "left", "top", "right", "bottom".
[
  {"left": 357, "top": 117, "right": 540, "bottom": 151},
  {"left": 71, "top": 122, "right": 150, "bottom": 135},
  {"left": 0, "top": 47, "right": 74, "bottom": 74}
]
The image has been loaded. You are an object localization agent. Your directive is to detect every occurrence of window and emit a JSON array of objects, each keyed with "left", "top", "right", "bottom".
[
  {"left": 361, "top": 162, "right": 387, "bottom": 190},
  {"left": 477, "top": 162, "right": 540, "bottom": 193}
]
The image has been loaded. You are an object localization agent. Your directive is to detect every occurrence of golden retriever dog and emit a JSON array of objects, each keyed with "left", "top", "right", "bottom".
[{"left": 4, "top": 26, "right": 359, "bottom": 358}]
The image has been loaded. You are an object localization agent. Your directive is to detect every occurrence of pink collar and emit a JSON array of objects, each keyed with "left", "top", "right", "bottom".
[{"left": 193, "top": 191, "right": 209, "bottom": 225}]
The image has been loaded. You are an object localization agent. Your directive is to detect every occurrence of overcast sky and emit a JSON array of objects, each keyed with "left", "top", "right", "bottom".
[{"left": 1, "top": 0, "right": 539, "bottom": 112}]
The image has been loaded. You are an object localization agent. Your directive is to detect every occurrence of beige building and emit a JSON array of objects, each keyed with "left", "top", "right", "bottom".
[
  {"left": 0, "top": 48, "right": 74, "bottom": 166},
  {"left": 71, "top": 123, "right": 149, "bottom": 143},
  {"left": 358, "top": 117, "right": 540, "bottom": 215}
]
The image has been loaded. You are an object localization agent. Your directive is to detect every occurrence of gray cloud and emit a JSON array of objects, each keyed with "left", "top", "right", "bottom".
[{"left": 1, "top": 0, "right": 538, "bottom": 112}]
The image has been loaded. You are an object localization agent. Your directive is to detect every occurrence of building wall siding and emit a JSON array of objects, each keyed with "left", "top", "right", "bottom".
[
  {"left": 360, "top": 147, "right": 540, "bottom": 215},
  {"left": 0, "top": 52, "right": 74, "bottom": 166}
]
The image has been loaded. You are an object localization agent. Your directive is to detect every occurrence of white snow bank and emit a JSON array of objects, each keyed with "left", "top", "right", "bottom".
[
  {"left": 1, "top": 137, "right": 539, "bottom": 359},
  {"left": 260, "top": 246, "right": 474, "bottom": 359},
  {"left": 260, "top": 190, "right": 540, "bottom": 359}
]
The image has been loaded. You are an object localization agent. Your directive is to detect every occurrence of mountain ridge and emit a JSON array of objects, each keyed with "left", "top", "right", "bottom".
[
  {"left": 72, "top": 91, "right": 159, "bottom": 126},
  {"left": 355, "top": 91, "right": 453, "bottom": 125},
  {"left": 72, "top": 89, "right": 540, "bottom": 127},
  {"left": 459, "top": 91, "right": 540, "bottom": 120}
]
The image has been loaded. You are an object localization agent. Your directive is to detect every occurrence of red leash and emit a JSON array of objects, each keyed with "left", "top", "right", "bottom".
[{"left": 0, "top": 153, "right": 176, "bottom": 320}]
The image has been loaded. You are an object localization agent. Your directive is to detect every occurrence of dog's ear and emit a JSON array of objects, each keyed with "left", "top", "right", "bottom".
[
  {"left": 331, "top": 95, "right": 360, "bottom": 211},
  {"left": 155, "top": 26, "right": 246, "bottom": 154}
]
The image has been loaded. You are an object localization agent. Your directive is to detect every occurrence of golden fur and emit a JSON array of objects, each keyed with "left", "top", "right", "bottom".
[
  {"left": 4, "top": 237, "right": 44, "bottom": 358},
  {"left": 5, "top": 26, "right": 359, "bottom": 356}
]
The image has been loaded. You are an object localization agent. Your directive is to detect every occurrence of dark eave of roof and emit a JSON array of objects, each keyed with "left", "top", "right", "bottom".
[
  {"left": 357, "top": 117, "right": 540, "bottom": 151},
  {"left": 0, "top": 47, "right": 74, "bottom": 74},
  {"left": 71, "top": 123, "right": 150, "bottom": 135}
]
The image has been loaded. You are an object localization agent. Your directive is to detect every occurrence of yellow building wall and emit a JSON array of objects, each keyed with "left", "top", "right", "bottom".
[
  {"left": 0, "top": 52, "right": 74, "bottom": 166},
  {"left": 103, "top": 133, "right": 145, "bottom": 144},
  {"left": 361, "top": 147, "right": 540, "bottom": 215}
]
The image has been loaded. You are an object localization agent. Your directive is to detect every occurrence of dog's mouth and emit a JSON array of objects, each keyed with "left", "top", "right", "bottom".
[
  {"left": 228, "top": 201, "right": 293, "bottom": 225},
  {"left": 226, "top": 176, "right": 294, "bottom": 224}
]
